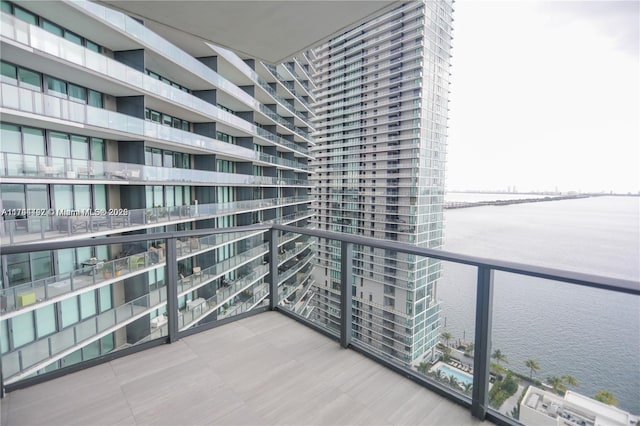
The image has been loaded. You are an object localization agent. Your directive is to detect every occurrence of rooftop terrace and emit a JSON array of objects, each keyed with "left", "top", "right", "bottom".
[{"left": 0, "top": 312, "right": 484, "bottom": 426}]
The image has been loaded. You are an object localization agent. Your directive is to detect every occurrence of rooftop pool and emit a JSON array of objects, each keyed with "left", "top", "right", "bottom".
[{"left": 430, "top": 362, "right": 474, "bottom": 386}]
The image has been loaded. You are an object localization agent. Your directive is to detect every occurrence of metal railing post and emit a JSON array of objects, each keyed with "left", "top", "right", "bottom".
[
  {"left": 165, "top": 237, "right": 179, "bottom": 343},
  {"left": 269, "top": 228, "right": 279, "bottom": 310},
  {"left": 340, "top": 241, "right": 353, "bottom": 348},
  {"left": 471, "top": 266, "right": 494, "bottom": 420}
]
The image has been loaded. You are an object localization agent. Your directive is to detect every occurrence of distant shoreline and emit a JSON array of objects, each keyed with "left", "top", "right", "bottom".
[{"left": 444, "top": 194, "right": 599, "bottom": 209}]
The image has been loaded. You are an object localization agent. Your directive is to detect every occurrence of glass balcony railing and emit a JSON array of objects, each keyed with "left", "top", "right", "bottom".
[
  {"left": 176, "top": 244, "right": 269, "bottom": 297},
  {"left": 0, "top": 80, "right": 311, "bottom": 160},
  {"left": 51, "top": 4, "right": 314, "bottom": 148},
  {"left": 0, "top": 197, "right": 312, "bottom": 245},
  {"left": 0, "top": 224, "right": 636, "bottom": 425},
  {"left": 1, "top": 11, "right": 312, "bottom": 164},
  {"left": 177, "top": 264, "right": 269, "bottom": 330},
  {"left": 208, "top": 43, "right": 313, "bottom": 124},
  {"left": 0, "top": 153, "right": 311, "bottom": 184},
  {"left": 2, "top": 287, "right": 167, "bottom": 380},
  {"left": 0, "top": 230, "right": 262, "bottom": 316}
]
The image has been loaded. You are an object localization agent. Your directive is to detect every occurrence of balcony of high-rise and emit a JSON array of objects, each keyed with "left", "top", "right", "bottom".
[{"left": 1, "top": 225, "right": 636, "bottom": 425}]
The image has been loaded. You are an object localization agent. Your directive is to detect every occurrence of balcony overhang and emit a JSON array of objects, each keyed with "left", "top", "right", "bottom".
[{"left": 97, "top": 0, "right": 402, "bottom": 63}]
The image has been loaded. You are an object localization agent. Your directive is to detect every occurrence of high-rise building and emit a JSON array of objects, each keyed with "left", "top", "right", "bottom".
[
  {"left": 0, "top": 0, "right": 316, "bottom": 383},
  {"left": 310, "top": 1, "right": 454, "bottom": 365}
]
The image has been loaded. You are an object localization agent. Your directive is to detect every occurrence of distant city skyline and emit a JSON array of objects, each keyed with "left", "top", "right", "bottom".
[{"left": 446, "top": 1, "right": 639, "bottom": 194}]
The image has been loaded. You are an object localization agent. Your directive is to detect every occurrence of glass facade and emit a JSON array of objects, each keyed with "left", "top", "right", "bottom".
[
  {"left": 310, "top": 0, "right": 454, "bottom": 365},
  {"left": 0, "top": 0, "right": 313, "bottom": 383}
]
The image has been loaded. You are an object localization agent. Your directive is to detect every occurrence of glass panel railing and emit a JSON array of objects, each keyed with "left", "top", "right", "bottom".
[
  {"left": 178, "top": 264, "right": 269, "bottom": 329},
  {"left": 176, "top": 244, "right": 269, "bottom": 296},
  {"left": 402, "top": 258, "right": 476, "bottom": 399},
  {"left": 1, "top": 84, "right": 308, "bottom": 167},
  {"left": 209, "top": 43, "right": 312, "bottom": 123},
  {"left": 1, "top": 197, "right": 311, "bottom": 245},
  {"left": 276, "top": 232, "right": 339, "bottom": 337},
  {"left": 61, "top": 4, "right": 313, "bottom": 151},
  {"left": 0, "top": 221, "right": 636, "bottom": 423},
  {"left": 0, "top": 152, "right": 306, "bottom": 186},
  {"left": 2, "top": 286, "right": 167, "bottom": 381},
  {"left": 488, "top": 272, "right": 639, "bottom": 420},
  {"left": 0, "top": 249, "right": 158, "bottom": 315},
  {"left": 219, "top": 282, "right": 270, "bottom": 320}
]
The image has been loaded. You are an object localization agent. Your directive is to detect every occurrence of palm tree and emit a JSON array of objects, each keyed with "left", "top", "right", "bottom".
[
  {"left": 593, "top": 390, "right": 618, "bottom": 406},
  {"left": 491, "top": 349, "right": 508, "bottom": 365},
  {"left": 448, "top": 375, "right": 459, "bottom": 389},
  {"left": 562, "top": 375, "right": 578, "bottom": 388},
  {"left": 547, "top": 376, "right": 567, "bottom": 395},
  {"left": 490, "top": 361, "right": 506, "bottom": 377},
  {"left": 441, "top": 346, "right": 452, "bottom": 362},
  {"left": 441, "top": 331, "right": 453, "bottom": 347},
  {"left": 465, "top": 342, "right": 475, "bottom": 356},
  {"left": 435, "top": 369, "right": 444, "bottom": 381},
  {"left": 417, "top": 362, "right": 429, "bottom": 375},
  {"left": 525, "top": 359, "right": 540, "bottom": 380},
  {"left": 510, "top": 405, "right": 520, "bottom": 420},
  {"left": 463, "top": 383, "right": 473, "bottom": 394}
]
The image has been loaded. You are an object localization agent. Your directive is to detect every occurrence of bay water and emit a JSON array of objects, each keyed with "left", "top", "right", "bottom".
[{"left": 438, "top": 196, "right": 640, "bottom": 413}]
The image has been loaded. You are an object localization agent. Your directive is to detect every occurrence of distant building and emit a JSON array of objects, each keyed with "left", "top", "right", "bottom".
[
  {"left": 309, "top": 0, "right": 454, "bottom": 364},
  {"left": 520, "top": 386, "right": 638, "bottom": 426}
]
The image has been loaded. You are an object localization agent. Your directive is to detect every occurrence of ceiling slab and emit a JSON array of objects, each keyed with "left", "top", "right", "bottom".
[{"left": 98, "top": 1, "right": 401, "bottom": 63}]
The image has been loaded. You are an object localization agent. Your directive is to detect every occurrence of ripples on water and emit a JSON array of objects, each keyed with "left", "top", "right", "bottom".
[{"left": 438, "top": 196, "right": 640, "bottom": 413}]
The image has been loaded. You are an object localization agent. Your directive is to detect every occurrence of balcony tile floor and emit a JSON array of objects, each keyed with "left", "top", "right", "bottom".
[{"left": 1, "top": 312, "right": 488, "bottom": 425}]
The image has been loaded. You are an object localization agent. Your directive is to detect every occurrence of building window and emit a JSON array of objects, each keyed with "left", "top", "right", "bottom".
[{"left": 4, "top": 1, "right": 101, "bottom": 51}]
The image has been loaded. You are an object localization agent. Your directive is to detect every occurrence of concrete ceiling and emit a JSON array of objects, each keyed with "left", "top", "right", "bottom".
[{"left": 98, "top": 1, "right": 401, "bottom": 63}]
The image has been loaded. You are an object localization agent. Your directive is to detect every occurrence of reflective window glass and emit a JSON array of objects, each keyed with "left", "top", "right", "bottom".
[
  {"left": 41, "top": 20, "right": 63, "bottom": 36},
  {"left": 14, "top": 6, "right": 37, "bottom": 25},
  {"left": 31, "top": 249, "right": 52, "bottom": 282},
  {"left": 6, "top": 252, "right": 30, "bottom": 285},
  {"left": 0, "top": 320, "right": 9, "bottom": 354},
  {"left": 35, "top": 304, "right": 56, "bottom": 338},
  {"left": 88, "top": 90, "right": 102, "bottom": 108},
  {"left": 94, "top": 185, "right": 107, "bottom": 210},
  {"left": 74, "top": 185, "right": 91, "bottom": 210},
  {"left": 22, "top": 127, "right": 45, "bottom": 156},
  {"left": 71, "top": 135, "right": 89, "bottom": 159},
  {"left": 91, "top": 138, "right": 104, "bottom": 161},
  {"left": 53, "top": 185, "right": 73, "bottom": 211},
  {"left": 50, "top": 132, "right": 70, "bottom": 157},
  {"left": 1, "top": 1, "right": 12, "bottom": 13},
  {"left": 99, "top": 285, "right": 112, "bottom": 312},
  {"left": 63, "top": 31, "right": 82, "bottom": 45},
  {"left": 12, "top": 311, "right": 35, "bottom": 347},
  {"left": 60, "top": 296, "right": 79, "bottom": 328},
  {"left": 82, "top": 340, "right": 100, "bottom": 359},
  {"left": 68, "top": 83, "right": 86, "bottom": 103},
  {"left": 100, "top": 334, "right": 114, "bottom": 353},
  {"left": 85, "top": 40, "right": 100, "bottom": 53},
  {"left": 18, "top": 68, "right": 41, "bottom": 91},
  {"left": 0, "top": 123, "right": 21, "bottom": 153},
  {"left": 0, "top": 61, "right": 17, "bottom": 84},
  {"left": 79, "top": 291, "right": 96, "bottom": 319},
  {"left": 46, "top": 76, "right": 67, "bottom": 96}
]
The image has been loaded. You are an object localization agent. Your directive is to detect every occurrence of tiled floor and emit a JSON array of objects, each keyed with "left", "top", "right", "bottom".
[{"left": 1, "top": 312, "right": 488, "bottom": 425}]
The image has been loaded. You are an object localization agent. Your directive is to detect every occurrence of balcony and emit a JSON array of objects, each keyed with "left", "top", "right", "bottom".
[
  {"left": 0, "top": 198, "right": 312, "bottom": 245},
  {"left": 0, "top": 225, "right": 637, "bottom": 425},
  {"left": 0, "top": 312, "right": 481, "bottom": 426}
]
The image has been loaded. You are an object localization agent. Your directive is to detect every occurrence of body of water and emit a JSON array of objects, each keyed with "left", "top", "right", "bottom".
[{"left": 438, "top": 196, "right": 640, "bottom": 413}]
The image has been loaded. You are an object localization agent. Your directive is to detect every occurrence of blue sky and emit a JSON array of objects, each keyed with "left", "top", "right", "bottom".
[{"left": 446, "top": 1, "right": 639, "bottom": 193}]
